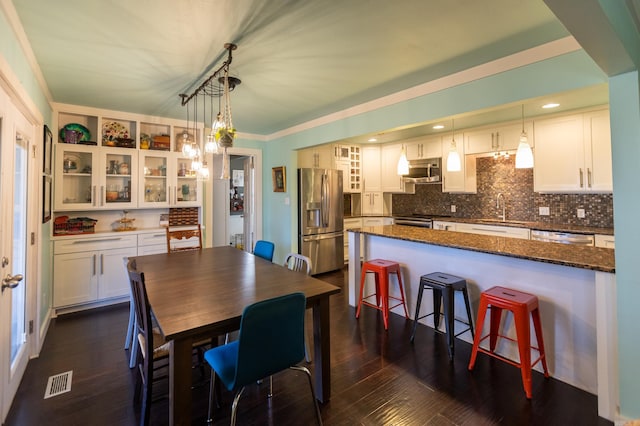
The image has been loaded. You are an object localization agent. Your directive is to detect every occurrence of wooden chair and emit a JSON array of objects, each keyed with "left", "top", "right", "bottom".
[
  {"left": 127, "top": 259, "right": 210, "bottom": 426},
  {"left": 127, "top": 259, "right": 170, "bottom": 426},
  {"left": 166, "top": 224, "right": 202, "bottom": 253}
]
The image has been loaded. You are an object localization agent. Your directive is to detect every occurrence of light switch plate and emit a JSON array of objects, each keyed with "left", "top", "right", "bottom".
[
  {"left": 539, "top": 206, "right": 550, "bottom": 216},
  {"left": 577, "top": 208, "right": 585, "bottom": 218},
  {"left": 451, "top": 205, "right": 456, "bottom": 213}
]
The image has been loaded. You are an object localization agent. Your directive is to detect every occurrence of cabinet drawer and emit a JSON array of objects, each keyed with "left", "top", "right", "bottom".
[
  {"left": 54, "top": 234, "right": 137, "bottom": 254},
  {"left": 137, "top": 231, "right": 167, "bottom": 247}
]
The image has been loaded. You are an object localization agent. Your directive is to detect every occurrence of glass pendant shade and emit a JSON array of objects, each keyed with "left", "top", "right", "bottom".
[
  {"left": 446, "top": 140, "right": 461, "bottom": 172},
  {"left": 397, "top": 146, "right": 409, "bottom": 175},
  {"left": 515, "top": 132, "right": 534, "bottom": 169}
]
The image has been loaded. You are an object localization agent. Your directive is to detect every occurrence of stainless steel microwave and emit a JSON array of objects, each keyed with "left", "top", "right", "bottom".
[{"left": 403, "top": 158, "right": 442, "bottom": 183}]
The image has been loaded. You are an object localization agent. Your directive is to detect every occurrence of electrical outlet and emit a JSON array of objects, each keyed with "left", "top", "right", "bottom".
[
  {"left": 577, "top": 208, "right": 585, "bottom": 218},
  {"left": 539, "top": 206, "right": 550, "bottom": 216},
  {"left": 450, "top": 205, "right": 456, "bottom": 213}
]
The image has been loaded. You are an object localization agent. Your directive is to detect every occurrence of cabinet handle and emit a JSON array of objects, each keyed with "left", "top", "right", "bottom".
[
  {"left": 496, "top": 132, "right": 500, "bottom": 150},
  {"left": 174, "top": 186, "right": 178, "bottom": 205},
  {"left": 491, "top": 133, "right": 495, "bottom": 150},
  {"left": 92, "top": 254, "right": 96, "bottom": 276},
  {"left": 100, "top": 254, "right": 104, "bottom": 275},
  {"left": 587, "top": 168, "right": 592, "bottom": 188},
  {"left": 100, "top": 186, "right": 105, "bottom": 206},
  {"left": 579, "top": 168, "right": 584, "bottom": 188},
  {"left": 92, "top": 186, "right": 97, "bottom": 207},
  {"left": 72, "top": 238, "right": 122, "bottom": 244}
]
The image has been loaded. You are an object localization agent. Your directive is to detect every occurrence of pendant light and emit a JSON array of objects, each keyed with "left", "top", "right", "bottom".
[
  {"left": 446, "top": 119, "right": 461, "bottom": 172},
  {"left": 397, "top": 145, "right": 409, "bottom": 175},
  {"left": 515, "top": 104, "right": 534, "bottom": 169}
]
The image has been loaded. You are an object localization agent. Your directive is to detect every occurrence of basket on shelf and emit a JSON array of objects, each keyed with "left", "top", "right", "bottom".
[{"left": 53, "top": 216, "right": 98, "bottom": 235}]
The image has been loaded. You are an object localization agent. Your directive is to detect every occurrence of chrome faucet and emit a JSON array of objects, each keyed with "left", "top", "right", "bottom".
[{"left": 496, "top": 193, "right": 506, "bottom": 222}]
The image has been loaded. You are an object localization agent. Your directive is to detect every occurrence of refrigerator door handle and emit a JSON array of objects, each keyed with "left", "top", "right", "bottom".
[
  {"left": 302, "top": 232, "right": 343, "bottom": 242},
  {"left": 321, "top": 173, "right": 330, "bottom": 227}
]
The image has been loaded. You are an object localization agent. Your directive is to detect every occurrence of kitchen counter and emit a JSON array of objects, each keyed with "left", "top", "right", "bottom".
[
  {"left": 346, "top": 225, "right": 618, "bottom": 419},
  {"left": 352, "top": 224, "right": 614, "bottom": 273},
  {"left": 437, "top": 217, "right": 614, "bottom": 236}
]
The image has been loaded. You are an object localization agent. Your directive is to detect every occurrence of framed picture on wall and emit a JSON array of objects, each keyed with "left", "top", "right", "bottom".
[
  {"left": 42, "top": 176, "right": 52, "bottom": 223},
  {"left": 43, "top": 125, "right": 52, "bottom": 175},
  {"left": 272, "top": 166, "right": 286, "bottom": 192}
]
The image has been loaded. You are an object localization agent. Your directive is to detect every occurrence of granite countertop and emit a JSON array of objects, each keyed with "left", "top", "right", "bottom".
[
  {"left": 437, "top": 217, "right": 614, "bottom": 236},
  {"left": 349, "top": 224, "right": 615, "bottom": 273}
]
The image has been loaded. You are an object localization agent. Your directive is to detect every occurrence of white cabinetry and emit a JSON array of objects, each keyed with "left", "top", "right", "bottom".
[
  {"left": 53, "top": 235, "right": 137, "bottom": 308},
  {"left": 533, "top": 109, "right": 612, "bottom": 193},
  {"left": 454, "top": 223, "right": 530, "bottom": 239},
  {"left": 297, "top": 144, "right": 332, "bottom": 169},
  {"left": 442, "top": 133, "right": 476, "bottom": 193},
  {"left": 595, "top": 234, "right": 615, "bottom": 248},
  {"left": 433, "top": 221, "right": 457, "bottom": 231},
  {"left": 362, "top": 192, "right": 384, "bottom": 215},
  {"left": 362, "top": 146, "right": 381, "bottom": 192},
  {"left": 380, "top": 144, "right": 415, "bottom": 193},
  {"left": 137, "top": 231, "right": 168, "bottom": 255},
  {"left": 406, "top": 135, "right": 443, "bottom": 160},
  {"left": 54, "top": 144, "right": 138, "bottom": 210},
  {"left": 138, "top": 151, "right": 202, "bottom": 208},
  {"left": 464, "top": 122, "right": 533, "bottom": 155},
  {"left": 344, "top": 218, "right": 362, "bottom": 262}
]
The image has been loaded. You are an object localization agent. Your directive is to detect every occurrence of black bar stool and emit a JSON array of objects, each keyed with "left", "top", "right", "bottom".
[{"left": 410, "top": 272, "right": 474, "bottom": 360}]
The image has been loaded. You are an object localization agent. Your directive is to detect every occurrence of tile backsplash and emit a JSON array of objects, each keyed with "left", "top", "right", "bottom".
[{"left": 392, "top": 156, "right": 614, "bottom": 228}]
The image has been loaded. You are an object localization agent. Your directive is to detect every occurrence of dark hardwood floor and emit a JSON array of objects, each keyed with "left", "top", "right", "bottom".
[{"left": 6, "top": 267, "right": 612, "bottom": 425}]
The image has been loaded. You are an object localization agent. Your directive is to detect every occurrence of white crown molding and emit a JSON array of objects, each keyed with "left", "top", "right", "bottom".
[
  {"left": 266, "top": 36, "right": 582, "bottom": 142},
  {"left": 1, "top": 0, "right": 53, "bottom": 105}
]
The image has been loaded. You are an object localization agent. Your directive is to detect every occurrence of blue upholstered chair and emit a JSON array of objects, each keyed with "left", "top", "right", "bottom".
[
  {"left": 253, "top": 240, "right": 275, "bottom": 262},
  {"left": 204, "top": 292, "right": 322, "bottom": 425}
]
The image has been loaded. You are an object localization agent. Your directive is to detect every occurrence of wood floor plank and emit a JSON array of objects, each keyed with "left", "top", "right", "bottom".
[{"left": 5, "top": 266, "right": 613, "bottom": 426}]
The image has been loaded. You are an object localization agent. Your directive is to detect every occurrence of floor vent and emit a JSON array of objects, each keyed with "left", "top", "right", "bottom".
[{"left": 44, "top": 371, "right": 73, "bottom": 399}]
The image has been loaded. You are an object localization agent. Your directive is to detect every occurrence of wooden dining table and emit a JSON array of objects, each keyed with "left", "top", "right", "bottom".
[{"left": 132, "top": 246, "right": 341, "bottom": 426}]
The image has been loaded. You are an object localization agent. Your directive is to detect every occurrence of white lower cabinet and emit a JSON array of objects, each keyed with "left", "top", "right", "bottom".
[
  {"left": 595, "top": 234, "right": 615, "bottom": 248},
  {"left": 137, "top": 231, "right": 169, "bottom": 255},
  {"left": 344, "top": 218, "right": 362, "bottom": 262},
  {"left": 450, "top": 223, "right": 530, "bottom": 239},
  {"left": 53, "top": 235, "right": 137, "bottom": 308}
]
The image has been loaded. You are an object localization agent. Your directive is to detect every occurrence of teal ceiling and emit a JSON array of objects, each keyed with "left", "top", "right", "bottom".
[{"left": 12, "top": 0, "right": 585, "bottom": 136}]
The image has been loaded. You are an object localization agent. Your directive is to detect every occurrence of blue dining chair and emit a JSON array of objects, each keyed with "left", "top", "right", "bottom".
[
  {"left": 204, "top": 292, "right": 323, "bottom": 425},
  {"left": 253, "top": 240, "right": 275, "bottom": 262}
]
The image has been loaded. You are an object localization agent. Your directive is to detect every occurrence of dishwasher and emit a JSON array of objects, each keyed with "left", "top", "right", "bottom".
[{"left": 530, "top": 230, "right": 595, "bottom": 245}]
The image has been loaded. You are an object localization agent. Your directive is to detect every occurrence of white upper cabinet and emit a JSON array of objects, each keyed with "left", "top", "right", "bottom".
[
  {"left": 406, "top": 135, "right": 443, "bottom": 160},
  {"left": 464, "top": 121, "right": 533, "bottom": 155},
  {"left": 442, "top": 132, "right": 476, "bottom": 193},
  {"left": 380, "top": 144, "right": 414, "bottom": 193},
  {"left": 362, "top": 145, "right": 381, "bottom": 192},
  {"left": 533, "top": 109, "right": 612, "bottom": 193},
  {"left": 297, "top": 144, "right": 332, "bottom": 169}
]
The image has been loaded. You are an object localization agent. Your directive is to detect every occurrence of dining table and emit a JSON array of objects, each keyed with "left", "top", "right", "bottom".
[{"left": 131, "top": 246, "right": 341, "bottom": 426}]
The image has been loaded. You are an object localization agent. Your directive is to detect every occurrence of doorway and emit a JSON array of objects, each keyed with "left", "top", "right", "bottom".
[
  {"left": 207, "top": 148, "right": 262, "bottom": 251},
  {"left": 0, "top": 92, "right": 35, "bottom": 423}
]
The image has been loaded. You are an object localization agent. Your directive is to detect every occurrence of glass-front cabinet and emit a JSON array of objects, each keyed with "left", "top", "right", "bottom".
[
  {"left": 138, "top": 151, "right": 201, "bottom": 208},
  {"left": 54, "top": 144, "right": 138, "bottom": 210}
]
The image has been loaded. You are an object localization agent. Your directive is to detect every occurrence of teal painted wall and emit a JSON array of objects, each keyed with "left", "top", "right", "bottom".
[
  {"left": 2, "top": 9, "right": 53, "bottom": 329},
  {"left": 262, "top": 50, "right": 607, "bottom": 258},
  {"left": 609, "top": 71, "right": 640, "bottom": 420}
]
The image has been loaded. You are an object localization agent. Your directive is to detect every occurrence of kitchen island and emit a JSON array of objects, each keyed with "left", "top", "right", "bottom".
[{"left": 347, "top": 225, "right": 617, "bottom": 421}]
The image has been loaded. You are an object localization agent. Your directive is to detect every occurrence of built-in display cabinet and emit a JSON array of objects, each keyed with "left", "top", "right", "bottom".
[{"left": 52, "top": 103, "right": 204, "bottom": 312}]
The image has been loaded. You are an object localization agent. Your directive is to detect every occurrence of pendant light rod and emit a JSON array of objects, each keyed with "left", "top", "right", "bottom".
[{"left": 179, "top": 43, "right": 239, "bottom": 106}]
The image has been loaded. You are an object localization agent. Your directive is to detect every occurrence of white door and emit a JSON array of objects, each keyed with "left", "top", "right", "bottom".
[{"left": 0, "top": 98, "right": 33, "bottom": 422}]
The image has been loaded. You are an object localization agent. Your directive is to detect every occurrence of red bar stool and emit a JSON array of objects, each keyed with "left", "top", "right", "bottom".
[
  {"left": 355, "top": 259, "right": 409, "bottom": 330},
  {"left": 468, "top": 286, "right": 549, "bottom": 398}
]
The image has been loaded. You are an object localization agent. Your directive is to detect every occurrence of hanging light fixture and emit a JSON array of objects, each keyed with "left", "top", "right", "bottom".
[
  {"left": 179, "top": 43, "right": 241, "bottom": 180},
  {"left": 446, "top": 119, "right": 461, "bottom": 172},
  {"left": 515, "top": 104, "right": 534, "bottom": 169},
  {"left": 397, "top": 145, "right": 409, "bottom": 175}
]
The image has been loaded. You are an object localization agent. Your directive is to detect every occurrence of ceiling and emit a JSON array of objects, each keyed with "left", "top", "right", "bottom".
[{"left": 11, "top": 0, "right": 611, "bottom": 141}]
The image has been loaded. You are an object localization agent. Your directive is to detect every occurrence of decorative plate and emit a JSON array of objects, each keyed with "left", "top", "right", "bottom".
[
  {"left": 59, "top": 123, "right": 91, "bottom": 143},
  {"left": 102, "top": 121, "right": 130, "bottom": 144}
]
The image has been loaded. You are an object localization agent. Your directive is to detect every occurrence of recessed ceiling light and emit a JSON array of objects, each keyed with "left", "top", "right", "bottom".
[
  {"left": 542, "top": 103, "right": 560, "bottom": 109},
  {"left": 433, "top": 124, "right": 445, "bottom": 129},
  {"left": 367, "top": 137, "right": 377, "bottom": 142}
]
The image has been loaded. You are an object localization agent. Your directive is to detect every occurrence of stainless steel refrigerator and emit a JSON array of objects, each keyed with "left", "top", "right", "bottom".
[{"left": 298, "top": 168, "right": 344, "bottom": 274}]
